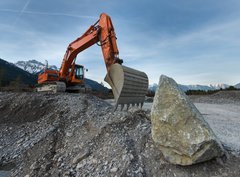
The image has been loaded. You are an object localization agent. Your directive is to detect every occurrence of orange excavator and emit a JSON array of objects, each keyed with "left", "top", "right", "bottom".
[{"left": 37, "top": 13, "right": 148, "bottom": 109}]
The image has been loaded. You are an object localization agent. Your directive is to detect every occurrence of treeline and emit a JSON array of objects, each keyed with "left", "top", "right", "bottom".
[
  {"left": 0, "top": 58, "right": 37, "bottom": 91},
  {"left": 186, "top": 86, "right": 239, "bottom": 95},
  {"left": 0, "top": 68, "right": 37, "bottom": 87},
  {"left": 185, "top": 89, "right": 219, "bottom": 95},
  {"left": 147, "top": 85, "right": 239, "bottom": 97}
]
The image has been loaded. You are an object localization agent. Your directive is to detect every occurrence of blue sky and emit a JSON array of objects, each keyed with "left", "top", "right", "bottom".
[{"left": 0, "top": 0, "right": 240, "bottom": 85}]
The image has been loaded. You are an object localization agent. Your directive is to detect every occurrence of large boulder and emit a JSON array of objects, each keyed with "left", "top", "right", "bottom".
[{"left": 151, "top": 75, "right": 224, "bottom": 165}]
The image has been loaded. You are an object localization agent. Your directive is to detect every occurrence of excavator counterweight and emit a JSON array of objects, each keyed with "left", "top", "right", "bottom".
[{"left": 37, "top": 13, "right": 148, "bottom": 110}]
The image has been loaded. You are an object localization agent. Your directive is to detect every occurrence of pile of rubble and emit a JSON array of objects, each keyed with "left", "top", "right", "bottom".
[
  {"left": 189, "top": 90, "right": 240, "bottom": 105},
  {"left": 0, "top": 91, "right": 240, "bottom": 177}
]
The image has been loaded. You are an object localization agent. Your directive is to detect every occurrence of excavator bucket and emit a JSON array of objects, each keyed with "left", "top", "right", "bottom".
[{"left": 105, "top": 63, "right": 148, "bottom": 110}]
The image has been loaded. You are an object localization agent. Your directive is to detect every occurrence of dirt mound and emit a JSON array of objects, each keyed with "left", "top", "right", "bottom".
[
  {"left": 210, "top": 90, "right": 240, "bottom": 100},
  {"left": 189, "top": 90, "right": 240, "bottom": 105},
  {"left": 1, "top": 92, "right": 240, "bottom": 177},
  {"left": 0, "top": 92, "right": 55, "bottom": 124}
]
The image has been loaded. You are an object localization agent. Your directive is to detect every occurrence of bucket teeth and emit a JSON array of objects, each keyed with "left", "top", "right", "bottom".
[
  {"left": 120, "top": 104, "right": 124, "bottom": 111},
  {"left": 126, "top": 104, "right": 130, "bottom": 110},
  {"left": 114, "top": 103, "right": 144, "bottom": 111}
]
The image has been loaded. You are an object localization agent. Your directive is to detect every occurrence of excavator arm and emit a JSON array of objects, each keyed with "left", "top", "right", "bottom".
[
  {"left": 59, "top": 25, "right": 98, "bottom": 80},
  {"left": 59, "top": 13, "right": 122, "bottom": 80}
]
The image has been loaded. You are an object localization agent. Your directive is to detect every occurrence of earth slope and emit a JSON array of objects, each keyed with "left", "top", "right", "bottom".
[{"left": 0, "top": 92, "right": 240, "bottom": 177}]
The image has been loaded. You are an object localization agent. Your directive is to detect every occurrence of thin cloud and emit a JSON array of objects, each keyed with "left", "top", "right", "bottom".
[
  {"left": 0, "top": 8, "right": 97, "bottom": 19},
  {"left": 23, "top": 11, "right": 97, "bottom": 19},
  {"left": 13, "top": 0, "right": 32, "bottom": 26},
  {"left": 0, "top": 8, "right": 20, "bottom": 13}
]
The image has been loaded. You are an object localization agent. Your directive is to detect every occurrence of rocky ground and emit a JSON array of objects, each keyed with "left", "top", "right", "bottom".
[{"left": 0, "top": 91, "right": 240, "bottom": 177}]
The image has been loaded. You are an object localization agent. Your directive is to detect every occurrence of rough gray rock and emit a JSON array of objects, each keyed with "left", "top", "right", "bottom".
[
  {"left": 151, "top": 75, "right": 224, "bottom": 165},
  {"left": 72, "top": 148, "right": 90, "bottom": 165}
]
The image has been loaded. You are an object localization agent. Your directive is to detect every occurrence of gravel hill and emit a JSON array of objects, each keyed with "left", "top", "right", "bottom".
[
  {"left": 0, "top": 92, "right": 240, "bottom": 177},
  {"left": 189, "top": 91, "right": 240, "bottom": 105}
]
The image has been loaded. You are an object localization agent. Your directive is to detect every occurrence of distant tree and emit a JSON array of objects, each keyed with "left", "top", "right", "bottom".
[
  {"left": 226, "top": 86, "right": 237, "bottom": 90},
  {"left": 146, "top": 89, "right": 155, "bottom": 97},
  {"left": 186, "top": 89, "right": 219, "bottom": 95},
  {"left": 0, "top": 68, "right": 6, "bottom": 87}
]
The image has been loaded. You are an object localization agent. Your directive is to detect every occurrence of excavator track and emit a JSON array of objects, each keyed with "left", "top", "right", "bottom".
[
  {"left": 105, "top": 64, "right": 148, "bottom": 110},
  {"left": 36, "top": 81, "right": 66, "bottom": 93}
]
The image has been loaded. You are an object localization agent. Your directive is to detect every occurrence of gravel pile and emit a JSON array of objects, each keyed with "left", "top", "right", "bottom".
[
  {"left": 189, "top": 90, "right": 240, "bottom": 105},
  {"left": 1, "top": 92, "right": 240, "bottom": 177}
]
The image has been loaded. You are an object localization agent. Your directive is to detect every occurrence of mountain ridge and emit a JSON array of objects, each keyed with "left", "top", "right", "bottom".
[
  {"left": 149, "top": 82, "right": 239, "bottom": 92},
  {"left": 15, "top": 60, "right": 58, "bottom": 74},
  {"left": 2, "top": 59, "right": 238, "bottom": 92},
  {"left": 0, "top": 58, "right": 37, "bottom": 86}
]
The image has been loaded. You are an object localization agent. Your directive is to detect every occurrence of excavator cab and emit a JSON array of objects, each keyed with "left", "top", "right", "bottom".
[
  {"left": 74, "top": 64, "right": 84, "bottom": 80},
  {"left": 68, "top": 64, "right": 84, "bottom": 86},
  {"left": 64, "top": 64, "right": 85, "bottom": 92}
]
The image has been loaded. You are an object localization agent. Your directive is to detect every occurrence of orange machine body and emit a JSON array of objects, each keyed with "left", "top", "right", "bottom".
[
  {"left": 38, "top": 69, "right": 59, "bottom": 84},
  {"left": 38, "top": 13, "right": 121, "bottom": 88}
]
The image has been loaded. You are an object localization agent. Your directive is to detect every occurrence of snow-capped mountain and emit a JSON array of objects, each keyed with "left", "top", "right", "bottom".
[
  {"left": 235, "top": 83, "right": 240, "bottom": 89},
  {"left": 209, "top": 84, "right": 229, "bottom": 90},
  {"left": 148, "top": 83, "right": 158, "bottom": 92},
  {"left": 149, "top": 83, "right": 236, "bottom": 92},
  {"left": 15, "top": 60, "right": 58, "bottom": 74},
  {"left": 178, "top": 84, "right": 215, "bottom": 91}
]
